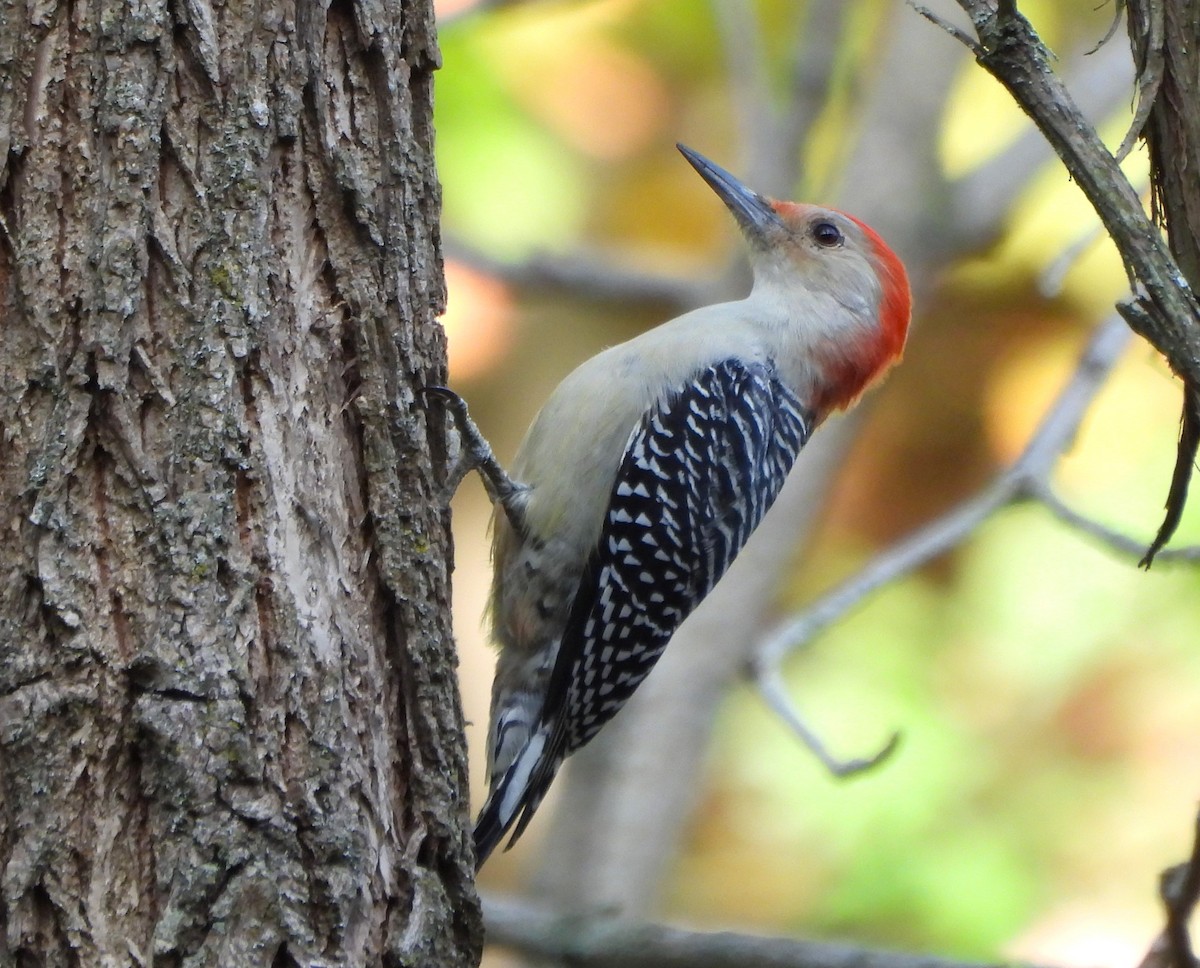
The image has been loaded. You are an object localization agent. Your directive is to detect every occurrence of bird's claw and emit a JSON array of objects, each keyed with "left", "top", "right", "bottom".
[
  {"left": 421, "top": 385, "right": 531, "bottom": 534},
  {"left": 421, "top": 386, "right": 477, "bottom": 505}
]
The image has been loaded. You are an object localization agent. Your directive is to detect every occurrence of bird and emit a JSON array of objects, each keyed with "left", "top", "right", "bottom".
[{"left": 427, "top": 143, "right": 911, "bottom": 869}]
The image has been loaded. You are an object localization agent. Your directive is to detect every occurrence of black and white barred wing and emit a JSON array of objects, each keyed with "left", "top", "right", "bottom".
[
  {"left": 473, "top": 358, "right": 814, "bottom": 862},
  {"left": 551, "top": 358, "right": 813, "bottom": 755}
]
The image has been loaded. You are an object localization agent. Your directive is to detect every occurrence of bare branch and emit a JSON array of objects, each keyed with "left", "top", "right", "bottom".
[
  {"left": 1117, "top": 0, "right": 1164, "bottom": 163},
  {"left": 753, "top": 315, "right": 1131, "bottom": 673},
  {"left": 926, "top": 0, "right": 1200, "bottom": 561},
  {"left": 941, "top": 0, "right": 1200, "bottom": 371},
  {"left": 1139, "top": 808, "right": 1200, "bottom": 968},
  {"left": 753, "top": 480, "right": 1014, "bottom": 673},
  {"left": 482, "top": 893, "right": 1064, "bottom": 968},
  {"left": 1035, "top": 485, "right": 1200, "bottom": 564},
  {"left": 908, "top": 1, "right": 982, "bottom": 53},
  {"left": 1124, "top": 0, "right": 1200, "bottom": 564},
  {"left": 444, "top": 240, "right": 712, "bottom": 309},
  {"left": 755, "top": 305, "right": 1200, "bottom": 758},
  {"left": 951, "top": 40, "right": 1136, "bottom": 252},
  {"left": 757, "top": 666, "right": 900, "bottom": 778}
]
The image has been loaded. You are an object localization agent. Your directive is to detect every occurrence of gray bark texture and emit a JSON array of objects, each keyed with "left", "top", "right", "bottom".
[{"left": 0, "top": 0, "right": 482, "bottom": 963}]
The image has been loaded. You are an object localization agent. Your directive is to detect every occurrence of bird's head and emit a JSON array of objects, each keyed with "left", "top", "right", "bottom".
[{"left": 677, "top": 143, "right": 911, "bottom": 412}]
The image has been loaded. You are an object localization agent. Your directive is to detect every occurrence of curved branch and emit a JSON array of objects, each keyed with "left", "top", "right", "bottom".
[
  {"left": 918, "top": 0, "right": 1200, "bottom": 564},
  {"left": 754, "top": 315, "right": 1132, "bottom": 673},
  {"left": 1035, "top": 485, "right": 1200, "bottom": 565},
  {"left": 949, "top": 40, "right": 1136, "bottom": 252}
]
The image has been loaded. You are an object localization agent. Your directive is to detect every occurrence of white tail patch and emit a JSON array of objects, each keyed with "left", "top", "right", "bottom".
[{"left": 499, "top": 729, "right": 546, "bottom": 825}]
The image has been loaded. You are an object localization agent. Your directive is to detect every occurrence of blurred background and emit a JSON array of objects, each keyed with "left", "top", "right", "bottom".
[{"left": 430, "top": 0, "right": 1200, "bottom": 964}]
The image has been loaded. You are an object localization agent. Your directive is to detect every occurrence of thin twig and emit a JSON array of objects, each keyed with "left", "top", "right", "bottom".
[
  {"left": 753, "top": 315, "right": 1131, "bottom": 675},
  {"left": 1139, "top": 808, "right": 1200, "bottom": 968},
  {"left": 908, "top": 2, "right": 983, "bottom": 54},
  {"left": 1035, "top": 485, "right": 1200, "bottom": 564},
  {"left": 1117, "top": 0, "right": 1164, "bottom": 163},
  {"left": 1139, "top": 384, "right": 1200, "bottom": 567},
  {"left": 938, "top": 1, "right": 1200, "bottom": 386},
  {"left": 1162, "top": 808, "right": 1200, "bottom": 968},
  {"left": 752, "top": 479, "right": 1014, "bottom": 673},
  {"left": 757, "top": 666, "right": 900, "bottom": 777},
  {"left": 752, "top": 311, "right": 1200, "bottom": 757}
]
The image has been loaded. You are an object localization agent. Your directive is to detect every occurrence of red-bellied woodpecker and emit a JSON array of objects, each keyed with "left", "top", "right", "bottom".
[{"left": 428, "top": 144, "right": 911, "bottom": 869}]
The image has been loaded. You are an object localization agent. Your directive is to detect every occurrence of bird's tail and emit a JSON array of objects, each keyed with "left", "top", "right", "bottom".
[{"left": 473, "top": 726, "right": 562, "bottom": 869}]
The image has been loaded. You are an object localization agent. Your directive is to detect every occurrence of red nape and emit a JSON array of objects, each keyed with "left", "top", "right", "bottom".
[{"left": 845, "top": 213, "right": 911, "bottom": 364}]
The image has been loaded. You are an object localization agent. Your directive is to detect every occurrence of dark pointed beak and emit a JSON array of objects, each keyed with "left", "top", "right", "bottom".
[{"left": 677, "top": 143, "right": 785, "bottom": 245}]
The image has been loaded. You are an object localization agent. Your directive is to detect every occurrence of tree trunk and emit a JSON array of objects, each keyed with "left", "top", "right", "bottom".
[{"left": 0, "top": 0, "right": 480, "bottom": 963}]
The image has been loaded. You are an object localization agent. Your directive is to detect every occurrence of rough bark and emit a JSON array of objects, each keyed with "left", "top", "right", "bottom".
[{"left": 0, "top": 0, "right": 480, "bottom": 963}]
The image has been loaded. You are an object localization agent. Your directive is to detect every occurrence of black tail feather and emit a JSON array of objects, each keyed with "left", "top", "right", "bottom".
[
  {"left": 472, "top": 792, "right": 510, "bottom": 870},
  {"left": 472, "top": 731, "right": 564, "bottom": 870}
]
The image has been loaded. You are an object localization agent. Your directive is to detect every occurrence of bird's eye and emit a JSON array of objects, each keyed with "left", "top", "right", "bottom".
[{"left": 811, "top": 221, "right": 843, "bottom": 247}]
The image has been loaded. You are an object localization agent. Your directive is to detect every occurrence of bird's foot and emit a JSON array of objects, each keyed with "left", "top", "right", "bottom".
[{"left": 422, "top": 386, "right": 531, "bottom": 535}]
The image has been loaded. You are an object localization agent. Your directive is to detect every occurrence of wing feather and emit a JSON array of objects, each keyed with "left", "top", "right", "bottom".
[
  {"left": 474, "top": 358, "right": 813, "bottom": 864},
  {"left": 554, "top": 358, "right": 811, "bottom": 751}
]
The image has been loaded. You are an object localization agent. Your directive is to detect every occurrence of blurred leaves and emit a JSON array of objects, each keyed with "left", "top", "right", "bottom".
[{"left": 435, "top": 1, "right": 1199, "bottom": 964}]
